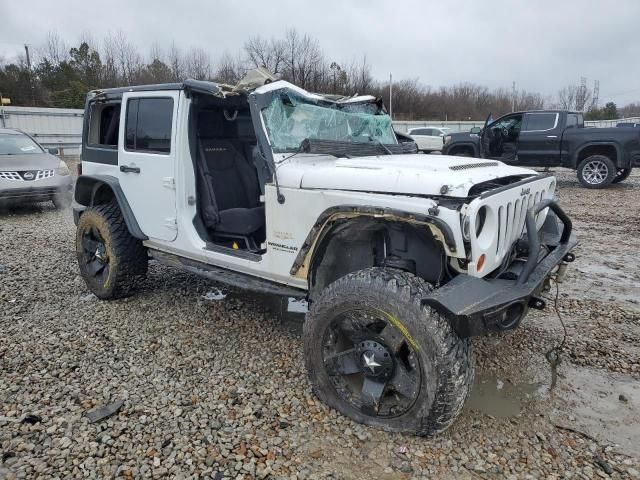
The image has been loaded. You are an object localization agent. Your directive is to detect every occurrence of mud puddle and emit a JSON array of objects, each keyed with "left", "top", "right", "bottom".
[
  {"left": 551, "top": 365, "right": 640, "bottom": 457},
  {"left": 465, "top": 372, "right": 545, "bottom": 418}
]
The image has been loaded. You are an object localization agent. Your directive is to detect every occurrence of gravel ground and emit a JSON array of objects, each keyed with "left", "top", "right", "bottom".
[{"left": 1, "top": 168, "right": 639, "bottom": 479}]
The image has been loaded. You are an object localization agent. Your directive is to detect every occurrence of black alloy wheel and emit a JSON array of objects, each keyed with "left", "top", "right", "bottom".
[{"left": 322, "top": 308, "right": 421, "bottom": 418}]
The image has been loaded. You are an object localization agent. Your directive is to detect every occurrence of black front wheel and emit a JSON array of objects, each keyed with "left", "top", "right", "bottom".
[{"left": 303, "top": 268, "right": 474, "bottom": 436}]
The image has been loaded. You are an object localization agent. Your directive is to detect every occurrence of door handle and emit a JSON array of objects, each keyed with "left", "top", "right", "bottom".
[
  {"left": 546, "top": 135, "right": 558, "bottom": 138},
  {"left": 120, "top": 165, "right": 141, "bottom": 173}
]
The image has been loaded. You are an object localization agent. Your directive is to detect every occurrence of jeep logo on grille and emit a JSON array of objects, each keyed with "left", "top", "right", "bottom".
[
  {"left": 520, "top": 187, "right": 530, "bottom": 196},
  {"left": 23, "top": 171, "right": 35, "bottom": 180}
]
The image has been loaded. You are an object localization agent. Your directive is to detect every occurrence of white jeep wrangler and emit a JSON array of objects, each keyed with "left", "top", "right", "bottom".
[{"left": 73, "top": 72, "right": 577, "bottom": 436}]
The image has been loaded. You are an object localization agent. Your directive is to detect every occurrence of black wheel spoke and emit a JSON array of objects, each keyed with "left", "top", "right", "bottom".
[
  {"left": 324, "top": 349, "right": 360, "bottom": 375},
  {"left": 86, "top": 258, "right": 105, "bottom": 277},
  {"left": 321, "top": 307, "right": 421, "bottom": 419},
  {"left": 360, "top": 377, "right": 386, "bottom": 414},
  {"left": 82, "top": 236, "right": 100, "bottom": 254},
  {"left": 390, "top": 362, "right": 418, "bottom": 399},
  {"left": 378, "top": 323, "right": 406, "bottom": 353}
]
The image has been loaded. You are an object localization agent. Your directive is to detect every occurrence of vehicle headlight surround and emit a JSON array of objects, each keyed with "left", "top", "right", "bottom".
[
  {"left": 462, "top": 206, "right": 489, "bottom": 243},
  {"left": 461, "top": 215, "right": 471, "bottom": 242},
  {"left": 56, "top": 161, "right": 70, "bottom": 176},
  {"left": 444, "top": 135, "right": 452, "bottom": 145}
]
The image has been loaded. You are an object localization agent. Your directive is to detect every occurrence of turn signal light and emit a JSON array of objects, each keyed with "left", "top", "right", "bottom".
[{"left": 476, "top": 254, "right": 486, "bottom": 272}]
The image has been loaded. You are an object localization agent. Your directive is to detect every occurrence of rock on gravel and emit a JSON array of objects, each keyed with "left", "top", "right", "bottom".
[{"left": 1, "top": 170, "right": 640, "bottom": 479}]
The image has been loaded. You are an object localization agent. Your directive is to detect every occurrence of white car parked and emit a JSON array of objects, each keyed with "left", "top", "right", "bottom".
[{"left": 407, "top": 127, "right": 451, "bottom": 153}]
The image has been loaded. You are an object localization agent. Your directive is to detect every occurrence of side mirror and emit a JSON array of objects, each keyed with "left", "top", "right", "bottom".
[
  {"left": 48, "top": 148, "right": 59, "bottom": 155},
  {"left": 470, "top": 127, "right": 481, "bottom": 134}
]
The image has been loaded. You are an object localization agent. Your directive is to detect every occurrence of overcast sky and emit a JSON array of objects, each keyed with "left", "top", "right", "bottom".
[{"left": 2, "top": 0, "right": 639, "bottom": 105}]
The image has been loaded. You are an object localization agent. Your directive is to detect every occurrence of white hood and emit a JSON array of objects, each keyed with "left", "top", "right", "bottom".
[{"left": 276, "top": 154, "right": 536, "bottom": 197}]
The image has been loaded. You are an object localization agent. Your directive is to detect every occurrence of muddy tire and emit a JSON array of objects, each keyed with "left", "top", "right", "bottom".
[
  {"left": 76, "top": 201, "right": 147, "bottom": 299},
  {"left": 577, "top": 155, "right": 616, "bottom": 189},
  {"left": 612, "top": 168, "right": 632, "bottom": 184},
  {"left": 303, "top": 267, "right": 474, "bottom": 436}
]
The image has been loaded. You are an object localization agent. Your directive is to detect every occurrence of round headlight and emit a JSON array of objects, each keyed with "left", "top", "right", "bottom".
[{"left": 461, "top": 215, "right": 471, "bottom": 241}]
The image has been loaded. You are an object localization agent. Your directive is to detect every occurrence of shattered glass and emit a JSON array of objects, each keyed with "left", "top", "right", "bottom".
[{"left": 261, "top": 92, "right": 396, "bottom": 153}]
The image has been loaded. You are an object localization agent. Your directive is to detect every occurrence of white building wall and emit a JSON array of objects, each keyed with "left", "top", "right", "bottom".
[{"left": 0, "top": 106, "right": 84, "bottom": 155}]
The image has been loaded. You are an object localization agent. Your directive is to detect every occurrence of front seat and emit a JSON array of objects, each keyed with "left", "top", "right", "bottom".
[{"left": 197, "top": 138, "right": 265, "bottom": 236}]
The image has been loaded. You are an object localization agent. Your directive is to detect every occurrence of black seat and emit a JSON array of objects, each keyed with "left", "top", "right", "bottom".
[{"left": 197, "top": 138, "right": 265, "bottom": 236}]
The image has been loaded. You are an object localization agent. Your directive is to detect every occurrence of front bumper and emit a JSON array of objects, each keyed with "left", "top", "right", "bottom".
[
  {"left": 0, "top": 180, "right": 72, "bottom": 203},
  {"left": 424, "top": 200, "right": 577, "bottom": 337}
]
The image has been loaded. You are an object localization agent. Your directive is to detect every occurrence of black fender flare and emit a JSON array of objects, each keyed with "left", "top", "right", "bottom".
[
  {"left": 444, "top": 141, "right": 479, "bottom": 157},
  {"left": 74, "top": 174, "right": 147, "bottom": 240},
  {"left": 572, "top": 141, "right": 624, "bottom": 169},
  {"left": 289, "top": 205, "right": 457, "bottom": 278}
]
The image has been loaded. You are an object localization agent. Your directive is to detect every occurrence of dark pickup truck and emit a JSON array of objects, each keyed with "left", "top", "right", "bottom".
[{"left": 442, "top": 110, "right": 640, "bottom": 188}]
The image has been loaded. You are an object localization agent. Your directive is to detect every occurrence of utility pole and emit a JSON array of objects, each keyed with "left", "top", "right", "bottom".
[
  {"left": 511, "top": 81, "right": 516, "bottom": 112},
  {"left": 389, "top": 73, "right": 393, "bottom": 120},
  {"left": 24, "top": 44, "right": 36, "bottom": 106}
]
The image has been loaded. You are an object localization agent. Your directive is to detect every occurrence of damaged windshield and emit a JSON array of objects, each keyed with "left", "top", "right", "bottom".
[{"left": 261, "top": 91, "right": 397, "bottom": 153}]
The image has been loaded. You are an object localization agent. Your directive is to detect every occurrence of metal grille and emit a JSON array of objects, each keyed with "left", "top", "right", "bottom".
[
  {"left": 0, "top": 170, "right": 56, "bottom": 181},
  {"left": 495, "top": 190, "right": 546, "bottom": 258},
  {"left": 0, "top": 171, "right": 22, "bottom": 181},
  {"left": 449, "top": 162, "right": 499, "bottom": 171},
  {"left": 36, "top": 170, "right": 55, "bottom": 180}
]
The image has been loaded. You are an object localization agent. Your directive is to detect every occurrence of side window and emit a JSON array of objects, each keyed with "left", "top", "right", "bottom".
[
  {"left": 523, "top": 113, "right": 558, "bottom": 132},
  {"left": 566, "top": 114, "right": 579, "bottom": 128},
  {"left": 125, "top": 98, "right": 174, "bottom": 154},
  {"left": 88, "top": 102, "right": 121, "bottom": 148}
]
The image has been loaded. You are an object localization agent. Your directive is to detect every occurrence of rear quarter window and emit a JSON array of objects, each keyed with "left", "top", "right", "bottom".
[{"left": 523, "top": 113, "right": 558, "bottom": 132}]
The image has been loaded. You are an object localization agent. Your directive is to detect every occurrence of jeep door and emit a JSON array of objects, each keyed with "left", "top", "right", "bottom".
[
  {"left": 118, "top": 91, "right": 179, "bottom": 241},
  {"left": 516, "top": 112, "right": 562, "bottom": 166}
]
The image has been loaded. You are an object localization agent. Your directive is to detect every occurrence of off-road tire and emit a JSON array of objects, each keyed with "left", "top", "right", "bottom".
[
  {"left": 303, "top": 267, "right": 474, "bottom": 436},
  {"left": 612, "top": 167, "right": 632, "bottom": 184},
  {"left": 577, "top": 155, "right": 616, "bottom": 189},
  {"left": 76, "top": 201, "right": 147, "bottom": 299}
]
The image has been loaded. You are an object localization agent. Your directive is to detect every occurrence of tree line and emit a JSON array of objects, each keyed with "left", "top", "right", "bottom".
[{"left": 0, "top": 30, "right": 631, "bottom": 121}]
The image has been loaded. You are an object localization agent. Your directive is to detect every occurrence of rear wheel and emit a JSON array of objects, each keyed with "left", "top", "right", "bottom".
[
  {"left": 303, "top": 267, "right": 474, "bottom": 436},
  {"left": 76, "top": 201, "right": 148, "bottom": 299},
  {"left": 612, "top": 168, "right": 632, "bottom": 184},
  {"left": 577, "top": 155, "right": 616, "bottom": 189}
]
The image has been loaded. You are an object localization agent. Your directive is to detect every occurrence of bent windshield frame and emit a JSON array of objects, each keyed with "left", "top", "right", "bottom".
[
  {"left": 0, "top": 133, "right": 44, "bottom": 155},
  {"left": 261, "top": 92, "right": 397, "bottom": 153}
]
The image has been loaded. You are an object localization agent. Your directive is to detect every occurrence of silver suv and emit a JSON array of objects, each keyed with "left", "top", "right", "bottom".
[{"left": 0, "top": 128, "right": 73, "bottom": 208}]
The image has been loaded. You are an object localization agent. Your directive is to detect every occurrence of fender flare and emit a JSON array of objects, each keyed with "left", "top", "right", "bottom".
[
  {"left": 74, "top": 174, "right": 147, "bottom": 240},
  {"left": 572, "top": 141, "right": 623, "bottom": 169},
  {"left": 444, "top": 141, "right": 479, "bottom": 157},
  {"left": 289, "top": 205, "right": 457, "bottom": 278}
]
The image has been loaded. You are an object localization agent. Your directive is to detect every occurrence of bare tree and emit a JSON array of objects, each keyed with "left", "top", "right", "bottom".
[
  {"left": 214, "top": 51, "right": 244, "bottom": 85},
  {"left": 244, "top": 36, "right": 285, "bottom": 74},
  {"left": 185, "top": 47, "right": 211, "bottom": 80},
  {"left": 167, "top": 42, "right": 184, "bottom": 82}
]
